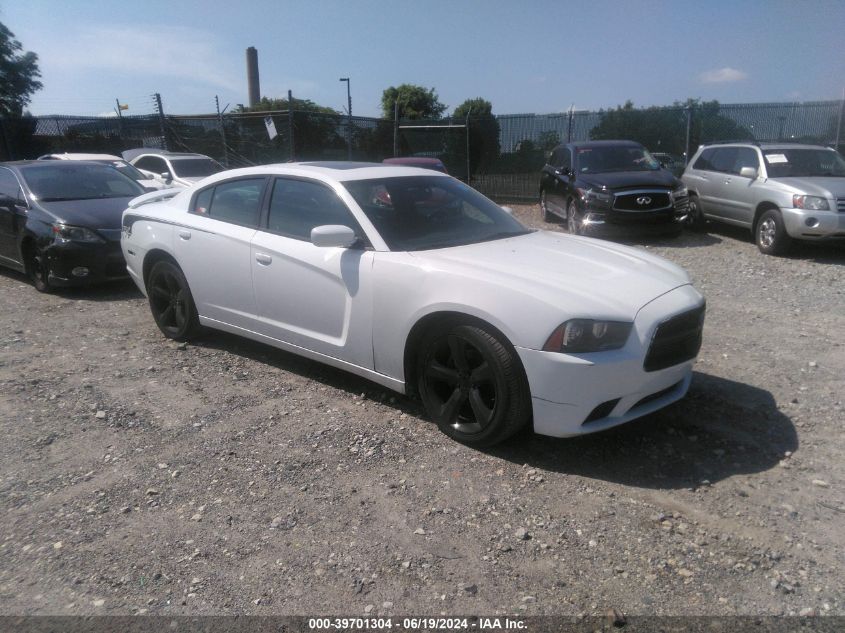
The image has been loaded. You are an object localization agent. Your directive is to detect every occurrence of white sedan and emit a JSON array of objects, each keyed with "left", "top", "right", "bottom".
[{"left": 121, "top": 163, "right": 705, "bottom": 447}]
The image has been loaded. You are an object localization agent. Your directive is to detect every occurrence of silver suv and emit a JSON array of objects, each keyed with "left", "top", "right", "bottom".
[{"left": 682, "top": 142, "right": 845, "bottom": 255}]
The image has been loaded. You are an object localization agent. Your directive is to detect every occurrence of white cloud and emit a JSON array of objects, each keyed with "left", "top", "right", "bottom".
[
  {"left": 699, "top": 67, "right": 748, "bottom": 84},
  {"left": 44, "top": 25, "right": 240, "bottom": 92}
]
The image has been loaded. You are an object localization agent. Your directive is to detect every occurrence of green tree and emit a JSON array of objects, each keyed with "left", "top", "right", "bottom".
[
  {"left": 448, "top": 97, "right": 500, "bottom": 177},
  {"left": 381, "top": 84, "right": 447, "bottom": 120},
  {"left": 590, "top": 99, "right": 753, "bottom": 156},
  {"left": 0, "top": 21, "right": 43, "bottom": 116}
]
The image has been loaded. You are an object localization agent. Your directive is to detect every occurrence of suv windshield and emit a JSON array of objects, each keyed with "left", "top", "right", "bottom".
[
  {"left": 343, "top": 176, "right": 531, "bottom": 251},
  {"left": 576, "top": 145, "right": 660, "bottom": 174},
  {"left": 20, "top": 164, "right": 146, "bottom": 201},
  {"left": 171, "top": 158, "right": 223, "bottom": 178},
  {"left": 763, "top": 148, "right": 845, "bottom": 178},
  {"left": 92, "top": 159, "right": 151, "bottom": 183}
]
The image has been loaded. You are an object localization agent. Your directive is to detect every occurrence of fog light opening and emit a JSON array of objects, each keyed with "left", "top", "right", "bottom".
[
  {"left": 71, "top": 267, "right": 90, "bottom": 277},
  {"left": 804, "top": 217, "right": 819, "bottom": 228}
]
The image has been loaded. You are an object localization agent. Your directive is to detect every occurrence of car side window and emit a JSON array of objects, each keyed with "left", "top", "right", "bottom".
[
  {"left": 709, "top": 148, "right": 739, "bottom": 173},
  {"left": 733, "top": 148, "right": 759, "bottom": 174},
  {"left": 557, "top": 148, "right": 571, "bottom": 171},
  {"left": 0, "top": 168, "right": 23, "bottom": 201},
  {"left": 135, "top": 156, "right": 167, "bottom": 174},
  {"left": 267, "top": 178, "right": 361, "bottom": 242},
  {"left": 204, "top": 178, "right": 265, "bottom": 227},
  {"left": 693, "top": 148, "right": 717, "bottom": 171}
]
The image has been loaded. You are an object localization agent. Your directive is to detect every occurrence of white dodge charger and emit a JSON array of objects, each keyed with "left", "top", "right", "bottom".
[{"left": 121, "top": 162, "right": 705, "bottom": 447}]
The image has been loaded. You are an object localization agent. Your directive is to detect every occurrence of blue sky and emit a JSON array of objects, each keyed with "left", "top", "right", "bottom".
[{"left": 3, "top": 0, "right": 844, "bottom": 118}]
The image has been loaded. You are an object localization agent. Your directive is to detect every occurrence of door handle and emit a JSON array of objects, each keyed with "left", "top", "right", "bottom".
[
  {"left": 255, "top": 253, "right": 272, "bottom": 265},
  {"left": 178, "top": 230, "right": 191, "bottom": 240}
]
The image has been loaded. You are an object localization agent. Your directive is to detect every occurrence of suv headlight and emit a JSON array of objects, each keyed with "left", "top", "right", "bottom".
[
  {"left": 542, "top": 319, "right": 632, "bottom": 353},
  {"left": 672, "top": 185, "right": 688, "bottom": 199},
  {"left": 578, "top": 188, "right": 612, "bottom": 208},
  {"left": 52, "top": 224, "right": 105, "bottom": 243},
  {"left": 792, "top": 195, "right": 829, "bottom": 210}
]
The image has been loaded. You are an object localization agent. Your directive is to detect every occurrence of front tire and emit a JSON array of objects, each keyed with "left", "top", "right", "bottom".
[
  {"left": 24, "top": 243, "right": 53, "bottom": 293},
  {"left": 147, "top": 260, "right": 200, "bottom": 340},
  {"left": 540, "top": 190, "right": 555, "bottom": 223},
  {"left": 755, "top": 209, "right": 791, "bottom": 256},
  {"left": 685, "top": 195, "right": 706, "bottom": 232},
  {"left": 417, "top": 323, "right": 531, "bottom": 447},
  {"left": 566, "top": 199, "right": 583, "bottom": 235}
]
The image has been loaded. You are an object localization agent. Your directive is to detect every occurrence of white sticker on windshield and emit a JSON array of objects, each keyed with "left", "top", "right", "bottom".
[{"left": 765, "top": 154, "right": 788, "bottom": 164}]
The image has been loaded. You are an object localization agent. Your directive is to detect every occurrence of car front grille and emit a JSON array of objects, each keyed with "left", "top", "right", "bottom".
[
  {"left": 613, "top": 190, "right": 672, "bottom": 212},
  {"left": 644, "top": 304, "right": 705, "bottom": 372}
]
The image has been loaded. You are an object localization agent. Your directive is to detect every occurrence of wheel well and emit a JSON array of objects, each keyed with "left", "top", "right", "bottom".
[
  {"left": 402, "top": 311, "right": 525, "bottom": 399},
  {"left": 752, "top": 202, "right": 779, "bottom": 233},
  {"left": 142, "top": 249, "right": 179, "bottom": 288}
]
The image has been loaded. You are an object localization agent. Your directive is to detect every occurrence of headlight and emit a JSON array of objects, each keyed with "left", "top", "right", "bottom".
[
  {"left": 52, "top": 224, "right": 105, "bottom": 243},
  {"left": 578, "top": 188, "right": 612, "bottom": 207},
  {"left": 542, "top": 319, "right": 632, "bottom": 353},
  {"left": 672, "top": 185, "right": 688, "bottom": 199},
  {"left": 792, "top": 195, "right": 829, "bottom": 210}
]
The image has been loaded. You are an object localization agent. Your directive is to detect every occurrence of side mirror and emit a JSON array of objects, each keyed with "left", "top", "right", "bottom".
[
  {"left": 160, "top": 171, "right": 173, "bottom": 183},
  {"left": 739, "top": 166, "right": 758, "bottom": 179},
  {"left": 311, "top": 224, "right": 358, "bottom": 248},
  {"left": 501, "top": 206, "right": 513, "bottom": 215}
]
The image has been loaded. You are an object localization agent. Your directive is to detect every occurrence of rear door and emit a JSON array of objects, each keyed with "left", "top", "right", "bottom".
[
  {"left": 0, "top": 168, "right": 27, "bottom": 267},
  {"left": 718, "top": 147, "right": 761, "bottom": 225},
  {"left": 250, "top": 176, "right": 375, "bottom": 369},
  {"left": 175, "top": 177, "right": 267, "bottom": 330}
]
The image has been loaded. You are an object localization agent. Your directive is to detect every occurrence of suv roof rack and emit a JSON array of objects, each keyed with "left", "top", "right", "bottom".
[{"left": 701, "top": 139, "right": 760, "bottom": 147}]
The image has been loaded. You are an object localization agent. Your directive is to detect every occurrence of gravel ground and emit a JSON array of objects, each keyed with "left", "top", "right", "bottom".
[{"left": 0, "top": 206, "right": 843, "bottom": 617}]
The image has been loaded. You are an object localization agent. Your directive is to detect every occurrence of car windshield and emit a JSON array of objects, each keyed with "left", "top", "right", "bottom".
[
  {"left": 92, "top": 159, "right": 150, "bottom": 182},
  {"left": 20, "top": 163, "right": 146, "bottom": 201},
  {"left": 576, "top": 145, "right": 661, "bottom": 173},
  {"left": 171, "top": 158, "right": 223, "bottom": 178},
  {"left": 763, "top": 149, "right": 845, "bottom": 178},
  {"left": 343, "top": 176, "right": 531, "bottom": 251}
]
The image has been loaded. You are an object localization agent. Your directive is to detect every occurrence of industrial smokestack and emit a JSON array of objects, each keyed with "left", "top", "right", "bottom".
[{"left": 246, "top": 47, "right": 260, "bottom": 108}]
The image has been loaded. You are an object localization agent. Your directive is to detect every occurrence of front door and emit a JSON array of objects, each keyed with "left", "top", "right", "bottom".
[{"left": 250, "top": 177, "right": 374, "bottom": 369}]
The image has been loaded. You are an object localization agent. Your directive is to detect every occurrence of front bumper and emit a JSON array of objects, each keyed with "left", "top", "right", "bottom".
[
  {"left": 45, "top": 239, "right": 128, "bottom": 287},
  {"left": 781, "top": 207, "right": 845, "bottom": 240},
  {"left": 583, "top": 200, "right": 689, "bottom": 232},
  {"left": 516, "top": 284, "right": 704, "bottom": 438}
]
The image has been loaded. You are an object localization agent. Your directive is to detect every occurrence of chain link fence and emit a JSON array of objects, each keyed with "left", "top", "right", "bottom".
[{"left": 2, "top": 99, "right": 842, "bottom": 202}]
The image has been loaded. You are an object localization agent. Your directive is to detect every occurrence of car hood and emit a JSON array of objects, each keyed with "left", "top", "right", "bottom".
[
  {"left": 579, "top": 169, "right": 678, "bottom": 191},
  {"left": 411, "top": 230, "right": 692, "bottom": 319},
  {"left": 769, "top": 176, "right": 845, "bottom": 198},
  {"left": 38, "top": 197, "right": 135, "bottom": 237}
]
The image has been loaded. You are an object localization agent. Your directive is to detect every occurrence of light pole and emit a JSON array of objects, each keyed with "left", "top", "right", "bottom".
[{"left": 339, "top": 77, "right": 352, "bottom": 160}]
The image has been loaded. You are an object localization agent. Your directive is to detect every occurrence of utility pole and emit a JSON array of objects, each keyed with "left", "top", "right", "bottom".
[
  {"left": 567, "top": 103, "right": 574, "bottom": 143},
  {"left": 835, "top": 86, "right": 844, "bottom": 152},
  {"left": 339, "top": 78, "right": 352, "bottom": 160},
  {"left": 153, "top": 92, "right": 168, "bottom": 151},
  {"left": 288, "top": 90, "right": 295, "bottom": 161},
  {"left": 114, "top": 98, "right": 126, "bottom": 142},
  {"left": 465, "top": 107, "right": 472, "bottom": 184},
  {"left": 216, "top": 95, "right": 229, "bottom": 167},
  {"left": 393, "top": 100, "right": 399, "bottom": 157}
]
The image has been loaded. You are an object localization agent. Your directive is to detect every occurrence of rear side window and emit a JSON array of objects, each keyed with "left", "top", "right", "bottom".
[
  {"left": 267, "top": 178, "right": 360, "bottom": 241},
  {"left": 192, "top": 178, "right": 265, "bottom": 227},
  {"left": 0, "top": 168, "right": 23, "bottom": 201},
  {"left": 709, "top": 148, "right": 739, "bottom": 173},
  {"left": 135, "top": 156, "right": 168, "bottom": 174}
]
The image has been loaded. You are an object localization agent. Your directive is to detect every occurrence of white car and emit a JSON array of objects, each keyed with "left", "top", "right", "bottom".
[
  {"left": 37, "top": 152, "right": 167, "bottom": 190},
  {"left": 121, "top": 163, "right": 705, "bottom": 447},
  {"left": 125, "top": 150, "right": 223, "bottom": 188}
]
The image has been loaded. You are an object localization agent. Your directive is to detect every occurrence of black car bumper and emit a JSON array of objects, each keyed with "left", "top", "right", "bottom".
[
  {"left": 584, "top": 199, "right": 689, "bottom": 232},
  {"left": 45, "top": 239, "right": 128, "bottom": 287}
]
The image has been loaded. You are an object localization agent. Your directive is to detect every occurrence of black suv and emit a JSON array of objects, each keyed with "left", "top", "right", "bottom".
[{"left": 539, "top": 140, "right": 690, "bottom": 236}]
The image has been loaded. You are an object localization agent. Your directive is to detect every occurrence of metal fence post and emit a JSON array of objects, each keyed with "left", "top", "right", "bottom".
[
  {"left": 393, "top": 100, "right": 399, "bottom": 157},
  {"left": 288, "top": 90, "right": 295, "bottom": 161},
  {"left": 0, "top": 118, "right": 11, "bottom": 160},
  {"left": 465, "top": 111, "right": 472, "bottom": 183},
  {"left": 684, "top": 106, "right": 693, "bottom": 165},
  {"left": 153, "top": 93, "right": 168, "bottom": 151},
  {"left": 215, "top": 95, "right": 229, "bottom": 167},
  {"left": 835, "top": 87, "right": 844, "bottom": 151}
]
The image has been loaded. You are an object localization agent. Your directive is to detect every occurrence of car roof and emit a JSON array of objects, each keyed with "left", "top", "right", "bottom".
[
  {"left": 566, "top": 140, "right": 644, "bottom": 149},
  {"left": 122, "top": 148, "right": 212, "bottom": 161},
  {"left": 0, "top": 160, "right": 110, "bottom": 169},
  {"left": 699, "top": 142, "right": 833, "bottom": 151},
  {"left": 383, "top": 157, "right": 445, "bottom": 166},
  {"left": 38, "top": 153, "right": 122, "bottom": 161}
]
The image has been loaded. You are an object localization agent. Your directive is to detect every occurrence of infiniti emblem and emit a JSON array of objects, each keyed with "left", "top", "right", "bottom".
[{"left": 636, "top": 196, "right": 652, "bottom": 205}]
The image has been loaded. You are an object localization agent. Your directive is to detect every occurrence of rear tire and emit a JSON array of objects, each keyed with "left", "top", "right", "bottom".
[
  {"left": 417, "top": 323, "right": 531, "bottom": 447},
  {"left": 755, "top": 209, "right": 792, "bottom": 256},
  {"left": 147, "top": 260, "right": 201, "bottom": 340}
]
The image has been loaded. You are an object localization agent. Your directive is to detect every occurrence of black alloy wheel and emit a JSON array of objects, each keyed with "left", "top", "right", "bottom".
[
  {"left": 417, "top": 324, "right": 530, "bottom": 447},
  {"left": 25, "top": 244, "right": 52, "bottom": 293},
  {"left": 147, "top": 260, "right": 200, "bottom": 340}
]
